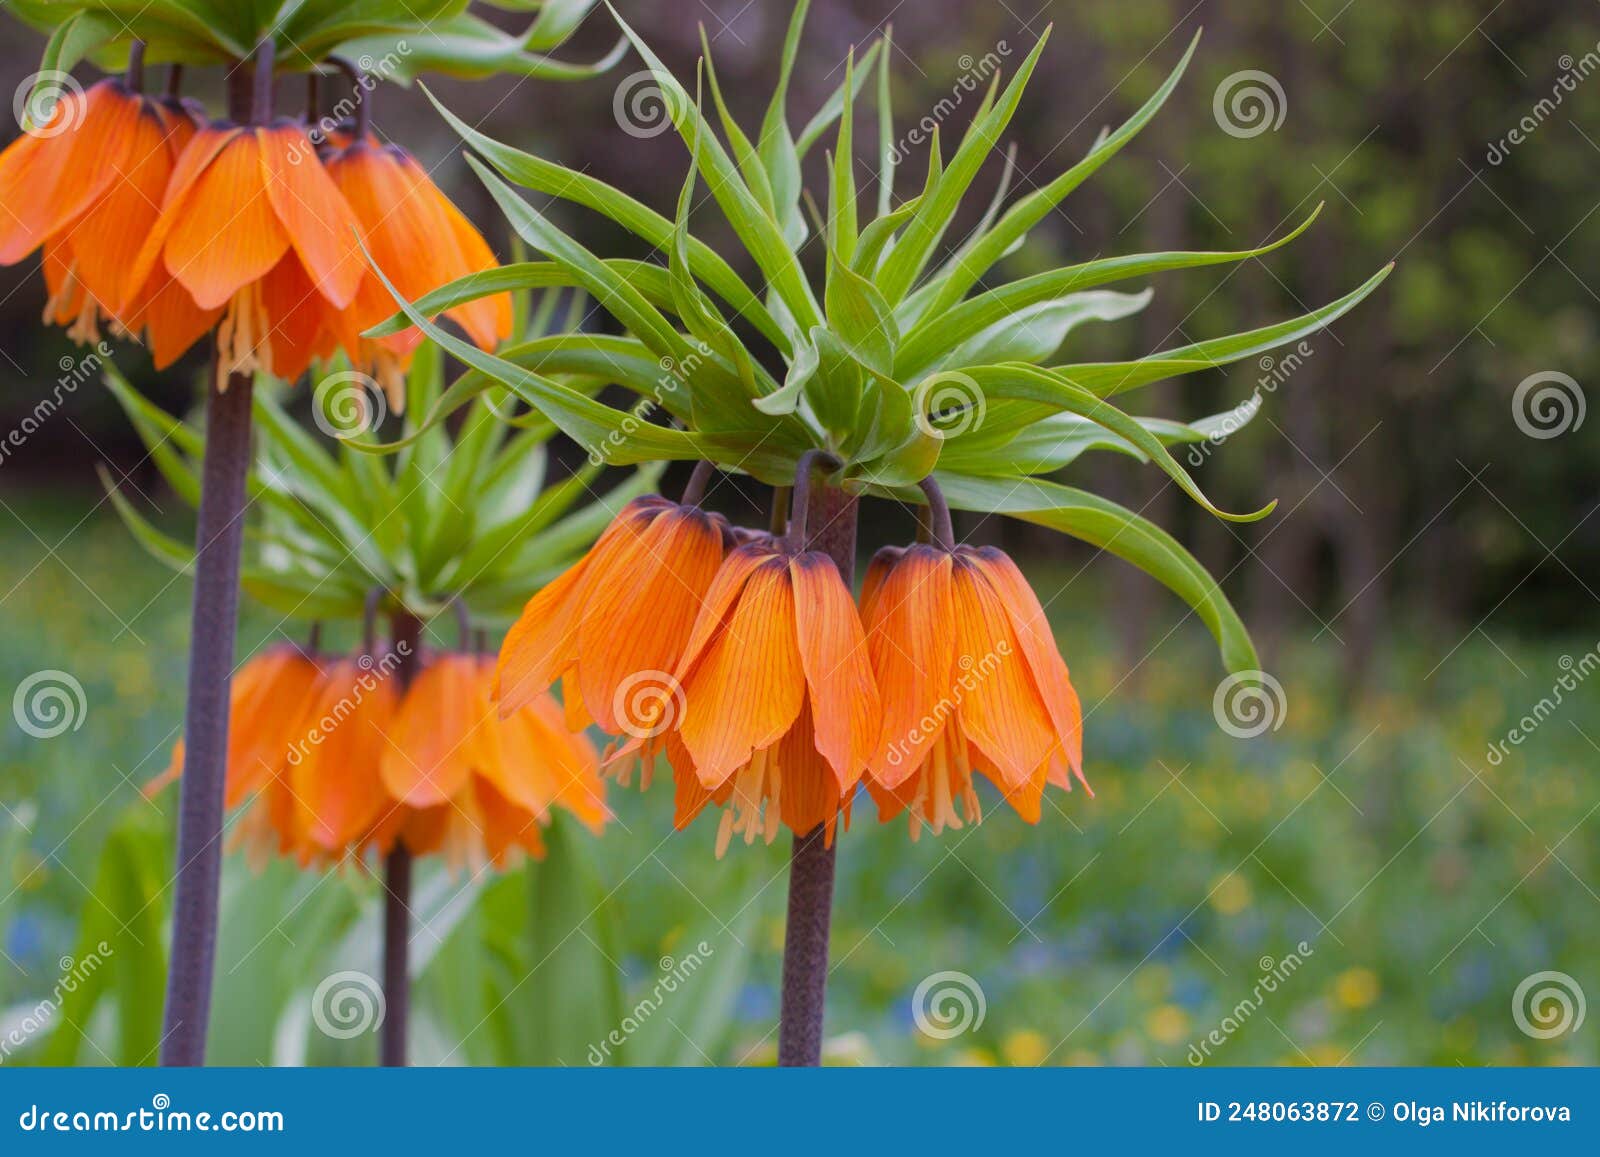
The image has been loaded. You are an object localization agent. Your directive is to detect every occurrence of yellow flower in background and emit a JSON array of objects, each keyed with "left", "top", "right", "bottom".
[
  {"left": 1144, "top": 1004, "right": 1191, "bottom": 1046},
  {"left": 1209, "top": 871, "right": 1253, "bottom": 916},
  {"left": 1334, "top": 967, "right": 1381, "bottom": 1010},
  {"left": 1002, "top": 1028, "right": 1049, "bottom": 1066}
]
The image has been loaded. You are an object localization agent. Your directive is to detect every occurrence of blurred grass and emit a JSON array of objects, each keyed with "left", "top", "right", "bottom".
[{"left": 1, "top": 492, "right": 1596, "bottom": 1066}]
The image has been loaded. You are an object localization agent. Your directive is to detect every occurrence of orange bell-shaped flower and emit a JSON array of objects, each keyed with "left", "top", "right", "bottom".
[
  {"left": 861, "top": 541, "right": 1087, "bottom": 839},
  {"left": 125, "top": 119, "right": 363, "bottom": 384},
  {"left": 494, "top": 495, "right": 731, "bottom": 751},
  {"left": 322, "top": 132, "right": 513, "bottom": 408},
  {"left": 378, "top": 653, "right": 605, "bottom": 869},
  {"left": 0, "top": 77, "right": 217, "bottom": 361},
  {"left": 667, "top": 538, "right": 881, "bottom": 855}
]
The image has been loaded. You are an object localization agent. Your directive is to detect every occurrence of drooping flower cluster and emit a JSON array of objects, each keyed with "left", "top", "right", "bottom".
[
  {"left": 0, "top": 73, "right": 510, "bottom": 401},
  {"left": 495, "top": 483, "right": 1087, "bottom": 855},
  {"left": 152, "top": 644, "right": 605, "bottom": 870}
]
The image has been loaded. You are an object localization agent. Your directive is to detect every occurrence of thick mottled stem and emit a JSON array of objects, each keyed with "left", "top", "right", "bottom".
[
  {"left": 161, "top": 39, "right": 274, "bottom": 1069},
  {"left": 381, "top": 608, "right": 423, "bottom": 1067},
  {"left": 159, "top": 372, "right": 254, "bottom": 1066},
  {"left": 778, "top": 471, "right": 857, "bottom": 1067}
]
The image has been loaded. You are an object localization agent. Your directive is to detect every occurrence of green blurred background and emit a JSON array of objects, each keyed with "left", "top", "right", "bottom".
[{"left": 1, "top": 0, "right": 1597, "bottom": 1066}]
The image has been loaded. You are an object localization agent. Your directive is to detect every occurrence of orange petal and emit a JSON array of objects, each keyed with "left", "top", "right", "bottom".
[
  {"left": 257, "top": 250, "right": 336, "bottom": 381},
  {"left": 60, "top": 104, "right": 174, "bottom": 318},
  {"left": 290, "top": 659, "right": 398, "bottom": 850},
  {"left": 789, "top": 552, "right": 880, "bottom": 790},
  {"left": 965, "top": 546, "right": 1084, "bottom": 776},
  {"left": 776, "top": 701, "right": 848, "bottom": 837},
  {"left": 863, "top": 546, "right": 956, "bottom": 787},
  {"left": 380, "top": 653, "right": 491, "bottom": 808},
  {"left": 258, "top": 125, "right": 363, "bottom": 308},
  {"left": 949, "top": 556, "right": 1059, "bottom": 787},
  {"left": 124, "top": 122, "right": 237, "bottom": 308},
  {"left": 576, "top": 506, "right": 726, "bottom": 733},
  {"left": 163, "top": 130, "right": 289, "bottom": 310},
  {"left": 678, "top": 557, "right": 805, "bottom": 787},
  {"left": 0, "top": 81, "right": 139, "bottom": 265},
  {"left": 673, "top": 540, "right": 775, "bottom": 683}
]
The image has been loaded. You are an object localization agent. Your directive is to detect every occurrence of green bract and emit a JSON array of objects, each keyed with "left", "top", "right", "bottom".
[
  {"left": 364, "top": 0, "right": 1391, "bottom": 674},
  {"left": 12, "top": 0, "right": 619, "bottom": 78},
  {"left": 101, "top": 301, "right": 660, "bottom": 624}
]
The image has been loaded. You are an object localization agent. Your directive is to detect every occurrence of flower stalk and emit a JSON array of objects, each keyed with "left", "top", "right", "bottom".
[
  {"left": 381, "top": 605, "right": 421, "bottom": 1067},
  {"left": 778, "top": 454, "right": 854, "bottom": 1067},
  {"left": 159, "top": 39, "right": 271, "bottom": 1068}
]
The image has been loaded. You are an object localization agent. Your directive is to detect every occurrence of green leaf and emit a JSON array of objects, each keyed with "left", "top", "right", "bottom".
[
  {"left": 604, "top": 2, "right": 823, "bottom": 331},
  {"left": 874, "top": 29, "right": 1051, "bottom": 304},
  {"left": 39, "top": 812, "right": 167, "bottom": 1065},
  {"left": 503, "top": 814, "right": 624, "bottom": 1065},
  {"left": 940, "top": 395, "right": 1261, "bottom": 475},
  {"left": 960, "top": 364, "right": 1274, "bottom": 522},
  {"left": 897, "top": 204, "right": 1323, "bottom": 376},
  {"left": 921, "top": 288, "right": 1153, "bottom": 374},
  {"left": 919, "top": 29, "right": 1202, "bottom": 319},
  {"left": 1058, "top": 263, "right": 1395, "bottom": 399},
  {"left": 422, "top": 86, "right": 791, "bottom": 353}
]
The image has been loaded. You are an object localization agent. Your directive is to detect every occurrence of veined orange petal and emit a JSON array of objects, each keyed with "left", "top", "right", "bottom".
[
  {"left": 57, "top": 104, "right": 174, "bottom": 318},
  {"left": 163, "top": 130, "right": 289, "bottom": 310},
  {"left": 775, "top": 701, "right": 849, "bottom": 841},
  {"left": 256, "top": 250, "right": 336, "bottom": 381},
  {"left": 493, "top": 497, "right": 665, "bottom": 715},
  {"left": 948, "top": 556, "right": 1058, "bottom": 787},
  {"left": 964, "top": 546, "right": 1084, "bottom": 776},
  {"left": 423, "top": 158, "right": 512, "bottom": 349},
  {"left": 129, "top": 270, "right": 223, "bottom": 368},
  {"left": 124, "top": 123, "right": 238, "bottom": 308},
  {"left": 863, "top": 546, "right": 956, "bottom": 787},
  {"left": 258, "top": 125, "right": 363, "bottom": 308},
  {"left": 789, "top": 552, "right": 879, "bottom": 790},
  {"left": 678, "top": 557, "right": 805, "bottom": 787},
  {"left": 673, "top": 540, "right": 775, "bottom": 683},
  {"left": 224, "top": 648, "right": 323, "bottom": 807},
  {"left": 0, "top": 81, "right": 139, "bottom": 265},
  {"left": 576, "top": 506, "right": 726, "bottom": 733}
]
